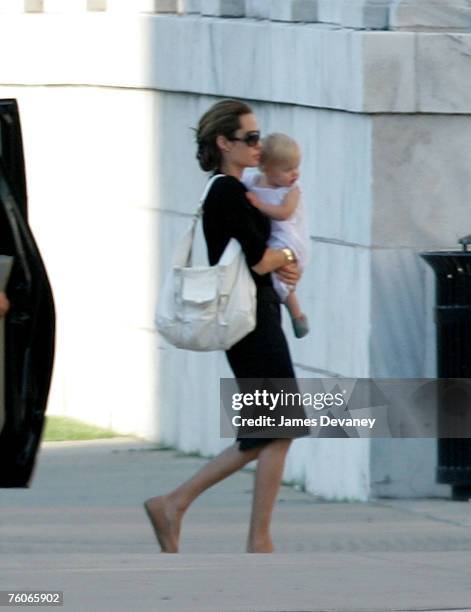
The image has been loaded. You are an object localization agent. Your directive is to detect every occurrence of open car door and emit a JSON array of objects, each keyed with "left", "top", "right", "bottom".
[{"left": 0, "top": 99, "right": 55, "bottom": 487}]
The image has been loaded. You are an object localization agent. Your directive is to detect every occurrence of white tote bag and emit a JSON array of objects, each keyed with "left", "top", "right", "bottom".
[{"left": 155, "top": 175, "right": 257, "bottom": 351}]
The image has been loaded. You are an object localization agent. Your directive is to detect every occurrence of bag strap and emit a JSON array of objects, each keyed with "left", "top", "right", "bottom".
[
  {"left": 195, "top": 173, "right": 225, "bottom": 219},
  {"left": 173, "top": 174, "right": 226, "bottom": 268},
  {"left": 186, "top": 174, "right": 225, "bottom": 266}
]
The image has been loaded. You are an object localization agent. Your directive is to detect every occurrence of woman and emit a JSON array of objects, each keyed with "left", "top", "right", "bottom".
[{"left": 145, "top": 100, "right": 306, "bottom": 553}]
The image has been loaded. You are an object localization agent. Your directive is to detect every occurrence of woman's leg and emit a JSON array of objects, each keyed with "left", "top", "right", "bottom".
[
  {"left": 144, "top": 442, "right": 261, "bottom": 552},
  {"left": 246, "top": 438, "right": 292, "bottom": 553}
]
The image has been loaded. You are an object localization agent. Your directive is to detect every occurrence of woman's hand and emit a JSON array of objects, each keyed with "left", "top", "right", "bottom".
[
  {"left": 0, "top": 292, "right": 10, "bottom": 317},
  {"left": 252, "top": 250, "right": 302, "bottom": 278},
  {"left": 275, "top": 262, "right": 301, "bottom": 285}
]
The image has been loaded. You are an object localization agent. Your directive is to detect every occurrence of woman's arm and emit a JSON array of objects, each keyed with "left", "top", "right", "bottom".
[
  {"left": 246, "top": 187, "right": 300, "bottom": 221},
  {"left": 207, "top": 177, "right": 300, "bottom": 284},
  {"left": 251, "top": 249, "right": 300, "bottom": 284}
]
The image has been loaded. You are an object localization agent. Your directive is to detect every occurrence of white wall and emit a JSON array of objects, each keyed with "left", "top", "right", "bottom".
[{"left": 0, "top": 82, "right": 373, "bottom": 499}]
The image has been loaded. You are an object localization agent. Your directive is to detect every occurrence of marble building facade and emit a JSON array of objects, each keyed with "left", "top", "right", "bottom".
[{"left": 0, "top": 0, "right": 468, "bottom": 499}]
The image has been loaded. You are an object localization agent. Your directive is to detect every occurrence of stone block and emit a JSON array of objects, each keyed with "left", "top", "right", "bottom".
[
  {"left": 87, "top": 0, "right": 106, "bottom": 10},
  {"left": 141, "top": 17, "right": 368, "bottom": 112},
  {"left": 299, "top": 437, "right": 370, "bottom": 501},
  {"left": 340, "top": 0, "right": 390, "bottom": 29},
  {"left": 416, "top": 32, "right": 471, "bottom": 113},
  {"left": 181, "top": 0, "right": 201, "bottom": 13},
  {"left": 370, "top": 249, "right": 430, "bottom": 378},
  {"left": 0, "top": 0, "right": 43, "bottom": 11},
  {"left": 390, "top": 0, "right": 471, "bottom": 31},
  {"left": 43, "top": 0, "right": 88, "bottom": 10},
  {"left": 317, "top": 0, "right": 343, "bottom": 25},
  {"left": 416, "top": 33, "right": 471, "bottom": 113},
  {"left": 291, "top": 241, "right": 371, "bottom": 377},
  {"left": 107, "top": 0, "right": 178, "bottom": 12},
  {"left": 371, "top": 439, "right": 449, "bottom": 498},
  {"left": 270, "top": 0, "right": 319, "bottom": 22},
  {"left": 201, "top": 0, "right": 245, "bottom": 17},
  {"left": 244, "top": 0, "right": 269, "bottom": 19},
  {"left": 25, "top": 0, "right": 43, "bottom": 10},
  {"left": 361, "top": 31, "right": 416, "bottom": 112},
  {"left": 371, "top": 113, "right": 471, "bottom": 248}
]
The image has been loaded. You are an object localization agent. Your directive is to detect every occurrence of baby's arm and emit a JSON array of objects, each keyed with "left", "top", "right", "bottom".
[{"left": 246, "top": 186, "right": 300, "bottom": 221}]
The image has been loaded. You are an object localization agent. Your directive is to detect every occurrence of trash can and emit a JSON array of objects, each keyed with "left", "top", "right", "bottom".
[{"left": 421, "top": 236, "right": 471, "bottom": 501}]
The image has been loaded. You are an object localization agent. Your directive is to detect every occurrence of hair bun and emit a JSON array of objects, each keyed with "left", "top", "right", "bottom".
[{"left": 195, "top": 99, "right": 253, "bottom": 172}]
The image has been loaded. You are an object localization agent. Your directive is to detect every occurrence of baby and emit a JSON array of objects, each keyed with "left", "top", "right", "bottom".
[{"left": 243, "top": 133, "right": 310, "bottom": 338}]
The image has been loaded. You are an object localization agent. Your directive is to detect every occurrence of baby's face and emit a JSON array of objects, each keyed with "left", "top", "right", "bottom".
[{"left": 264, "top": 156, "right": 300, "bottom": 188}]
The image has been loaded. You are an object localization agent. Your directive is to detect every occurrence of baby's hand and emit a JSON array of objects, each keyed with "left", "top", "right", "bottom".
[{"left": 245, "top": 191, "right": 261, "bottom": 208}]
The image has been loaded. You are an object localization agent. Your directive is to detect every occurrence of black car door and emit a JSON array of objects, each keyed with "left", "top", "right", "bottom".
[{"left": 0, "top": 99, "right": 55, "bottom": 487}]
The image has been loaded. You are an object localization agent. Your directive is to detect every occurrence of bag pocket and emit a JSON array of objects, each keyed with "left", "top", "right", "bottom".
[{"left": 181, "top": 267, "right": 218, "bottom": 303}]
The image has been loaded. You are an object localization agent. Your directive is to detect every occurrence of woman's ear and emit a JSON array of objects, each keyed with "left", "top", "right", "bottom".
[{"left": 216, "top": 134, "right": 230, "bottom": 153}]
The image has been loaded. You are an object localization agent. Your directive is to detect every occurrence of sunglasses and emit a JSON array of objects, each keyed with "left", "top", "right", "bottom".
[{"left": 228, "top": 131, "right": 261, "bottom": 147}]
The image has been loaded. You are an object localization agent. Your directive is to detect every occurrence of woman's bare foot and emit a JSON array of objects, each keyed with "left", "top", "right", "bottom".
[
  {"left": 246, "top": 534, "right": 274, "bottom": 553},
  {"left": 144, "top": 495, "right": 183, "bottom": 553}
]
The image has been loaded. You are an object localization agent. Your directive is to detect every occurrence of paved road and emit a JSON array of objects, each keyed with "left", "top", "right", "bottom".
[{"left": 1, "top": 438, "right": 470, "bottom": 611}]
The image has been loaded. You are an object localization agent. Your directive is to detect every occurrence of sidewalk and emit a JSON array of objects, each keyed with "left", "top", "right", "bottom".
[{"left": 1, "top": 438, "right": 471, "bottom": 612}]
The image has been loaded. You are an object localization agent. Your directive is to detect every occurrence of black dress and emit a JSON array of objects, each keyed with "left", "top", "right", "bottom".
[{"left": 202, "top": 175, "right": 308, "bottom": 451}]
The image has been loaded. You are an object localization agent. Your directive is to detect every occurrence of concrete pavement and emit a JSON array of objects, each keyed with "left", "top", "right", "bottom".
[{"left": 1, "top": 438, "right": 471, "bottom": 611}]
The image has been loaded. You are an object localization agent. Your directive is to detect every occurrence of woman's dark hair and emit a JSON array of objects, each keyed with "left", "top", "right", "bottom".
[{"left": 195, "top": 99, "right": 253, "bottom": 171}]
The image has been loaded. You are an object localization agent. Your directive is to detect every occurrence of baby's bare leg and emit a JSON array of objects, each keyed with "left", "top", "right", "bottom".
[
  {"left": 285, "top": 291, "right": 302, "bottom": 319},
  {"left": 284, "top": 292, "right": 309, "bottom": 338}
]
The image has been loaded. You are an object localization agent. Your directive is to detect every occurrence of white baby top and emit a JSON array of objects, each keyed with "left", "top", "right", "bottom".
[{"left": 242, "top": 169, "right": 310, "bottom": 269}]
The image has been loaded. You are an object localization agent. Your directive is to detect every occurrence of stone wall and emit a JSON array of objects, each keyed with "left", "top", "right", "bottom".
[
  {"left": 4, "top": 0, "right": 471, "bottom": 31},
  {"left": 1, "top": 2, "right": 466, "bottom": 499}
]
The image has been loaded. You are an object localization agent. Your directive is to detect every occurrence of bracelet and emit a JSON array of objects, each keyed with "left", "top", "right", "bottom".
[{"left": 282, "top": 248, "right": 296, "bottom": 263}]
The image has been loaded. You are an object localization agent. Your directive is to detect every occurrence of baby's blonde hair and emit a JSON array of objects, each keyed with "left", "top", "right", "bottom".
[{"left": 260, "top": 133, "right": 300, "bottom": 169}]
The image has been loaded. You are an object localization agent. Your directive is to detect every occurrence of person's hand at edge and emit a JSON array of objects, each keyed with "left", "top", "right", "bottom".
[{"left": 0, "top": 291, "right": 10, "bottom": 317}]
